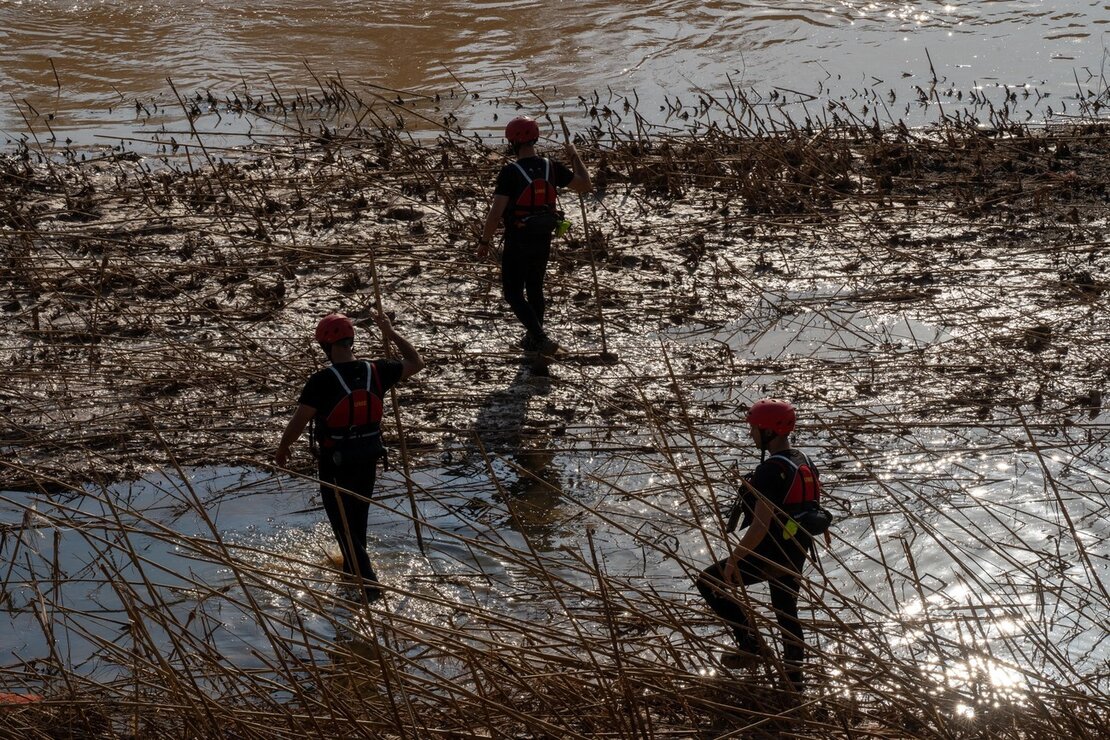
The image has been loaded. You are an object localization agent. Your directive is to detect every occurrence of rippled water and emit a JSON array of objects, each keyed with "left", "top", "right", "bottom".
[{"left": 1, "top": 1, "right": 1107, "bottom": 143}]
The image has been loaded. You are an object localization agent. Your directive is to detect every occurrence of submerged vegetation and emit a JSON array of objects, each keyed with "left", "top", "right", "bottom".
[{"left": 1, "top": 76, "right": 1108, "bottom": 737}]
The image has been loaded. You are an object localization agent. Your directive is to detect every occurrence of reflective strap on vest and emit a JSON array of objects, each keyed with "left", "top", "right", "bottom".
[
  {"left": 512, "top": 161, "right": 532, "bottom": 184},
  {"left": 767, "top": 452, "right": 801, "bottom": 471},
  {"left": 511, "top": 158, "right": 550, "bottom": 187},
  {"left": 328, "top": 361, "right": 374, "bottom": 395},
  {"left": 326, "top": 361, "right": 377, "bottom": 440}
]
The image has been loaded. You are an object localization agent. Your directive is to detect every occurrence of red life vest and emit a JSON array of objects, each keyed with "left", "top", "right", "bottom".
[
  {"left": 510, "top": 158, "right": 558, "bottom": 230},
  {"left": 767, "top": 452, "right": 822, "bottom": 508},
  {"left": 321, "top": 361, "right": 383, "bottom": 449}
]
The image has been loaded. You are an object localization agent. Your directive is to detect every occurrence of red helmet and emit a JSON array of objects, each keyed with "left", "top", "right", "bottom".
[
  {"left": 746, "top": 398, "right": 796, "bottom": 436},
  {"left": 314, "top": 313, "right": 354, "bottom": 344},
  {"left": 505, "top": 116, "right": 540, "bottom": 144}
]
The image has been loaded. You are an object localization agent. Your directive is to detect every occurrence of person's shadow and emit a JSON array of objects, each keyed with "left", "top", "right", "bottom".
[
  {"left": 471, "top": 366, "right": 564, "bottom": 546},
  {"left": 472, "top": 365, "right": 547, "bottom": 451}
]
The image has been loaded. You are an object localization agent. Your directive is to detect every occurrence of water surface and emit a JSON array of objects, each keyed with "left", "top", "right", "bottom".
[{"left": 1, "top": 1, "right": 1107, "bottom": 144}]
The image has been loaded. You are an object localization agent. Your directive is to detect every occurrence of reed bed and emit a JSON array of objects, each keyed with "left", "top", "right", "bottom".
[{"left": 1, "top": 77, "right": 1108, "bottom": 738}]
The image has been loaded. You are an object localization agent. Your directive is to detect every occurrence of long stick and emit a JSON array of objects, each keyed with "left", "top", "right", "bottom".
[
  {"left": 560, "top": 115, "right": 611, "bottom": 358},
  {"left": 366, "top": 242, "right": 426, "bottom": 554}
]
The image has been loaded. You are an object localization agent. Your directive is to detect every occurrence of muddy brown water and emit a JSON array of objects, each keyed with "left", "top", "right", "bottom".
[{"left": 1, "top": 0, "right": 1107, "bottom": 146}]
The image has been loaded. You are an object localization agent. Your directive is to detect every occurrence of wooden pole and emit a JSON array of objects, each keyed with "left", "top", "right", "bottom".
[
  {"left": 366, "top": 242, "right": 426, "bottom": 554},
  {"left": 559, "top": 115, "right": 612, "bottom": 359}
]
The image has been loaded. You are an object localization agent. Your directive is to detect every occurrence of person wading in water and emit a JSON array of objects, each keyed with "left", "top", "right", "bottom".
[
  {"left": 276, "top": 311, "right": 424, "bottom": 604},
  {"left": 478, "top": 115, "right": 592, "bottom": 359},
  {"left": 696, "top": 398, "right": 832, "bottom": 691}
]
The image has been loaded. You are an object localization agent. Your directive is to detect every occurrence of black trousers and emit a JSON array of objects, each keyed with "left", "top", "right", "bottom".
[
  {"left": 696, "top": 539, "right": 809, "bottom": 689},
  {"left": 501, "top": 236, "right": 552, "bottom": 342},
  {"left": 320, "top": 466, "right": 379, "bottom": 601}
]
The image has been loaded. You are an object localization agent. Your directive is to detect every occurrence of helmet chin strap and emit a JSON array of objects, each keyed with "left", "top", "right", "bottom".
[{"left": 759, "top": 429, "right": 774, "bottom": 462}]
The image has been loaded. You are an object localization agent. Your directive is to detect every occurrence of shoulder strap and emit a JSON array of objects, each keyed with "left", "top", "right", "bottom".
[
  {"left": 327, "top": 364, "right": 357, "bottom": 433},
  {"left": 767, "top": 452, "right": 819, "bottom": 505},
  {"left": 364, "top": 361, "right": 374, "bottom": 392},
  {"left": 767, "top": 452, "right": 798, "bottom": 471},
  {"left": 768, "top": 451, "right": 817, "bottom": 470},
  {"left": 544, "top": 158, "right": 550, "bottom": 180},
  {"left": 512, "top": 161, "right": 532, "bottom": 184},
  {"left": 328, "top": 365, "right": 353, "bottom": 395}
]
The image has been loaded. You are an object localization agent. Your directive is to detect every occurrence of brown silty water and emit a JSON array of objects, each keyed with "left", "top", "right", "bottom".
[{"left": 1, "top": 0, "right": 1106, "bottom": 145}]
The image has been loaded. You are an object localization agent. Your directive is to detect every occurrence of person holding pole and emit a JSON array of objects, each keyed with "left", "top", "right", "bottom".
[
  {"left": 478, "top": 115, "right": 592, "bottom": 358},
  {"left": 276, "top": 311, "right": 424, "bottom": 604},
  {"left": 696, "top": 398, "right": 832, "bottom": 691}
]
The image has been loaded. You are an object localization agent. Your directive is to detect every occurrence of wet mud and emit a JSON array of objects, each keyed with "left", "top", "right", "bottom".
[{"left": 2, "top": 119, "right": 1106, "bottom": 485}]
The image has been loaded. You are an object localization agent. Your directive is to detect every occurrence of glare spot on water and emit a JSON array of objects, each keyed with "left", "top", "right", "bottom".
[
  {"left": 900, "top": 598, "right": 924, "bottom": 617},
  {"left": 947, "top": 582, "right": 970, "bottom": 601},
  {"left": 987, "top": 616, "right": 1023, "bottom": 638},
  {"left": 987, "top": 660, "right": 1024, "bottom": 690}
]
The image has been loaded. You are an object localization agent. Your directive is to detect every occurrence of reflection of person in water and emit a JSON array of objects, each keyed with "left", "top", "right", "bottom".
[
  {"left": 472, "top": 366, "right": 544, "bottom": 453},
  {"left": 472, "top": 366, "right": 563, "bottom": 543},
  {"left": 505, "top": 445, "right": 562, "bottom": 537}
]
